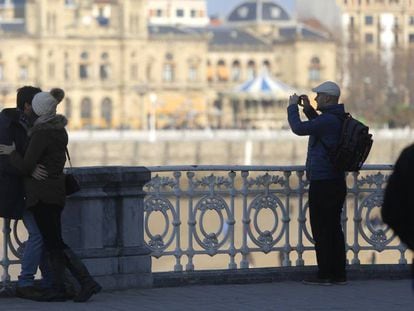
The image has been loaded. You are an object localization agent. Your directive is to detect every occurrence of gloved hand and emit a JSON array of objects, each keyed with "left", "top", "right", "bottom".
[{"left": 288, "top": 93, "right": 300, "bottom": 106}]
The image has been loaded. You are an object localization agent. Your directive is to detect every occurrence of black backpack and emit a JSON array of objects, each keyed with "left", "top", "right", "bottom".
[{"left": 319, "top": 113, "right": 373, "bottom": 172}]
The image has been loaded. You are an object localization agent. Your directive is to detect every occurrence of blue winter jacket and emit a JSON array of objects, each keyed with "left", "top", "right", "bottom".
[{"left": 287, "top": 103, "right": 346, "bottom": 181}]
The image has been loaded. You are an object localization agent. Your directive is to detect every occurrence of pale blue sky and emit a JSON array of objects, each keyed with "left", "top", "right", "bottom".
[{"left": 207, "top": 0, "right": 295, "bottom": 18}]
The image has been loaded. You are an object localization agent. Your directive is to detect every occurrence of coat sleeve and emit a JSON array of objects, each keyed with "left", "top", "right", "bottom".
[
  {"left": 287, "top": 104, "right": 332, "bottom": 137},
  {"left": 9, "top": 132, "right": 48, "bottom": 176},
  {"left": 303, "top": 106, "right": 318, "bottom": 120}
]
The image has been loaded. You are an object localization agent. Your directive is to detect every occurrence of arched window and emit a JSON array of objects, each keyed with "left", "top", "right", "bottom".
[
  {"left": 217, "top": 59, "right": 228, "bottom": 82},
  {"left": 262, "top": 60, "right": 271, "bottom": 74},
  {"left": 163, "top": 63, "right": 174, "bottom": 82},
  {"left": 101, "top": 98, "right": 112, "bottom": 128},
  {"left": 80, "top": 97, "right": 92, "bottom": 128},
  {"left": 79, "top": 51, "right": 90, "bottom": 80},
  {"left": 231, "top": 60, "right": 241, "bottom": 82},
  {"left": 100, "top": 52, "right": 111, "bottom": 80},
  {"left": 247, "top": 60, "right": 256, "bottom": 79},
  {"left": 163, "top": 53, "right": 175, "bottom": 82},
  {"left": 309, "top": 56, "right": 321, "bottom": 81}
]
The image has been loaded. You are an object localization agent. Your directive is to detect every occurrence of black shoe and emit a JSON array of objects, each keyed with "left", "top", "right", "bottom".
[
  {"left": 332, "top": 277, "right": 348, "bottom": 285},
  {"left": 16, "top": 286, "right": 52, "bottom": 301},
  {"left": 302, "top": 277, "right": 332, "bottom": 286}
]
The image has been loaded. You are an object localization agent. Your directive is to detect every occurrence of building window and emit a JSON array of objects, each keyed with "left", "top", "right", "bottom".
[
  {"left": 0, "top": 64, "right": 3, "bottom": 81},
  {"left": 365, "top": 33, "right": 374, "bottom": 43},
  {"left": 217, "top": 60, "right": 228, "bottom": 82},
  {"left": 262, "top": 60, "right": 271, "bottom": 74},
  {"left": 409, "top": 16, "right": 414, "bottom": 25},
  {"left": 176, "top": 9, "right": 184, "bottom": 17},
  {"left": 247, "top": 60, "right": 256, "bottom": 79},
  {"left": 81, "top": 51, "right": 89, "bottom": 60},
  {"left": 101, "top": 98, "right": 112, "bottom": 128},
  {"left": 365, "top": 15, "right": 373, "bottom": 25},
  {"left": 231, "top": 60, "right": 241, "bottom": 82},
  {"left": 163, "top": 64, "right": 174, "bottom": 82},
  {"left": 188, "top": 66, "right": 197, "bottom": 82},
  {"left": 79, "top": 64, "right": 89, "bottom": 79},
  {"left": 309, "top": 57, "right": 321, "bottom": 82},
  {"left": 81, "top": 97, "right": 92, "bottom": 127},
  {"left": 156, "top": 9, "right": 163, "bottom": 17},
  {"left": 409, "top": 34, "right": 414, "bottom": 42},
  {"left": 191, "top": 9, "right": 197, "bottom": 18},
  {"left": 100, "top": 64, "right": 111, "bottom": 80},
  {"left": 19, "top": 65, "right": 28, "bottom": 81}
]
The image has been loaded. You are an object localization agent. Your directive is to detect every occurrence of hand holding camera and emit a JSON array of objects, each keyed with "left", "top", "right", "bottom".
[{"left": 298, "top": 94, "right": 311, "bottom": 109}]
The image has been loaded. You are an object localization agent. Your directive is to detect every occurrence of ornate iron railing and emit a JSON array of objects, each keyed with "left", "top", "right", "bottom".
[
  {"left": 0, "top": 165, "right": 410, "bottom": 291},
  {"left": 144, "top": 165, "right": 409, "bottom": 272}
]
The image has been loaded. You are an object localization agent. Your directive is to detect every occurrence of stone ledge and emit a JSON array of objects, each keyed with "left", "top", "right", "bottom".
[{"left": 152, "top": 264, "right": 413, "bottom": 288}]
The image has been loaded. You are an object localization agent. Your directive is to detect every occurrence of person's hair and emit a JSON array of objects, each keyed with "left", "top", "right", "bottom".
[{"left": 16, "top": 86, "right": 42, "bottom": 110}]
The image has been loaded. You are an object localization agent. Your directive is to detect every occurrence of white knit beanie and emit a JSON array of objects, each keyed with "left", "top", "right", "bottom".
[{"left": 32, "top": 88, "right": 65, "bottom": 116}]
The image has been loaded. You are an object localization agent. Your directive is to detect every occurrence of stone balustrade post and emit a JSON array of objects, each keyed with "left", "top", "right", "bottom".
[{"left": 62, "top": 167, "right": 152, "bottom": 290}]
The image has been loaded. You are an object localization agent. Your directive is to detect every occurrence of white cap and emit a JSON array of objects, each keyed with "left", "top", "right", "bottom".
[{"left": 312, "top": 81, "right": 341, "bottom": 97}]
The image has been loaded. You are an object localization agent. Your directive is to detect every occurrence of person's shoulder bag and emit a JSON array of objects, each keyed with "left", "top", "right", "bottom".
[{"left": 65, "top": 147, "right": 81, "bottom": 196}]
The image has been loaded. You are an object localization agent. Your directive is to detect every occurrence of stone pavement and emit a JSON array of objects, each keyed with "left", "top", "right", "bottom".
[{"left": 1, "top": 279, "right": 413, "bottom": 311}]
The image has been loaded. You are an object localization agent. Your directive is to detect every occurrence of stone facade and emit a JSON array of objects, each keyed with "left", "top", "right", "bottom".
[{"left": 0, "top": 0, "right": 337, "bottom": 130}]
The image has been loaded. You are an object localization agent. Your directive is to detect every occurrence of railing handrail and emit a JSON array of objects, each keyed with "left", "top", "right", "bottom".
[{"left": 146, "top": 164, "right": 394, "bottom": 172}]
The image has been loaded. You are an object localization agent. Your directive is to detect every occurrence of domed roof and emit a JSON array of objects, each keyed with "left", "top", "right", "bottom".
[{"left": 227, "top": 0, "right": 291, "bottom": 24}]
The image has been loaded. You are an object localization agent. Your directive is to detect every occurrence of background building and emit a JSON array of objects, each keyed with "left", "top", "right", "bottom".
[{"left": 0, "top": 0, "right": 337, "bottom": 130}]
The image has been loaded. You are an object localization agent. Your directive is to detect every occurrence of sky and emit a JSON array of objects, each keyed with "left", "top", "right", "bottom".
[{"left": 207, "top": 0, "right": 295, "bottom": 18}]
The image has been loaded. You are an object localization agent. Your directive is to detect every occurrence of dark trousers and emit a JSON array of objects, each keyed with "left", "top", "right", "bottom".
[
  {"left": 309, "top": 178, "right": 347, "bottom": 279},
  {"left": 30, "top": 202, "right": 68, "bottom": 252}
]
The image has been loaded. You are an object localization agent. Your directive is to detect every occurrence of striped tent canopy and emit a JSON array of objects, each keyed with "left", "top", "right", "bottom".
[{"left": 230, "top": 73, "right": 299, "bottom": 100}]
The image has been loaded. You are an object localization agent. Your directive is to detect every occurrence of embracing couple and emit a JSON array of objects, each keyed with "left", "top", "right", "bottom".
[{"left": 0, "top": 86, "right": 101, "bottom": 302}]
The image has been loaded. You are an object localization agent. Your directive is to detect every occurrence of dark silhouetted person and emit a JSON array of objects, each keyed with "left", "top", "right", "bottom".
[{"left": 382, "top": 144, "right": 414, "bottom": 288}]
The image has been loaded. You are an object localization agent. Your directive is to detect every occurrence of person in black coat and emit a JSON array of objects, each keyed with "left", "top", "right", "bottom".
[
  {"left": 382, "top": 144, "right": 414, "bottom": 289},
  {"left": 382, "top": 144, "right": 414, "bottom": 250},
  {"left": 0, "top": 86, "right": 53, "bottom": 300}
]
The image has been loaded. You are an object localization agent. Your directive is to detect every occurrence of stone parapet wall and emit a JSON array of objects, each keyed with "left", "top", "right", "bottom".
[{"left": 62, "top": 167, "right": 152, "bottom": 290}]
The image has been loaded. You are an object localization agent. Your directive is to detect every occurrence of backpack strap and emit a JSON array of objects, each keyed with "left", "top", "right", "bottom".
[
  {"left": 65, "top": 146, "right": 73, "bottom": 169},
  {"left": 315, "top": 112, "right": 348, "bottom": 151}
]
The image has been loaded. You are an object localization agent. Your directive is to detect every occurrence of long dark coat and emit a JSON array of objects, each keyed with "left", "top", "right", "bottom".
[{"left": 0, "top": 108, "right": 28, "bottom": 219}]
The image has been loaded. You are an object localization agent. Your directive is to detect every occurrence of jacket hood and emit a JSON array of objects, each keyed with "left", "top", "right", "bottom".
[{"left": 29, "top": 114, "right": 68, "bottom": 136}]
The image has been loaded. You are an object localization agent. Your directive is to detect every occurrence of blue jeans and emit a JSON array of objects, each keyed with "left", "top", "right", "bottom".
[{"left": 17, "top": 209, "right": 52, "bottom": 288}]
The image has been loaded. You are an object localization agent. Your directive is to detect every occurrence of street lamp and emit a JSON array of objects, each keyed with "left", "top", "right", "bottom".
[{"left": 149, "top": 92, "right": 157, "bottom": 142}]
